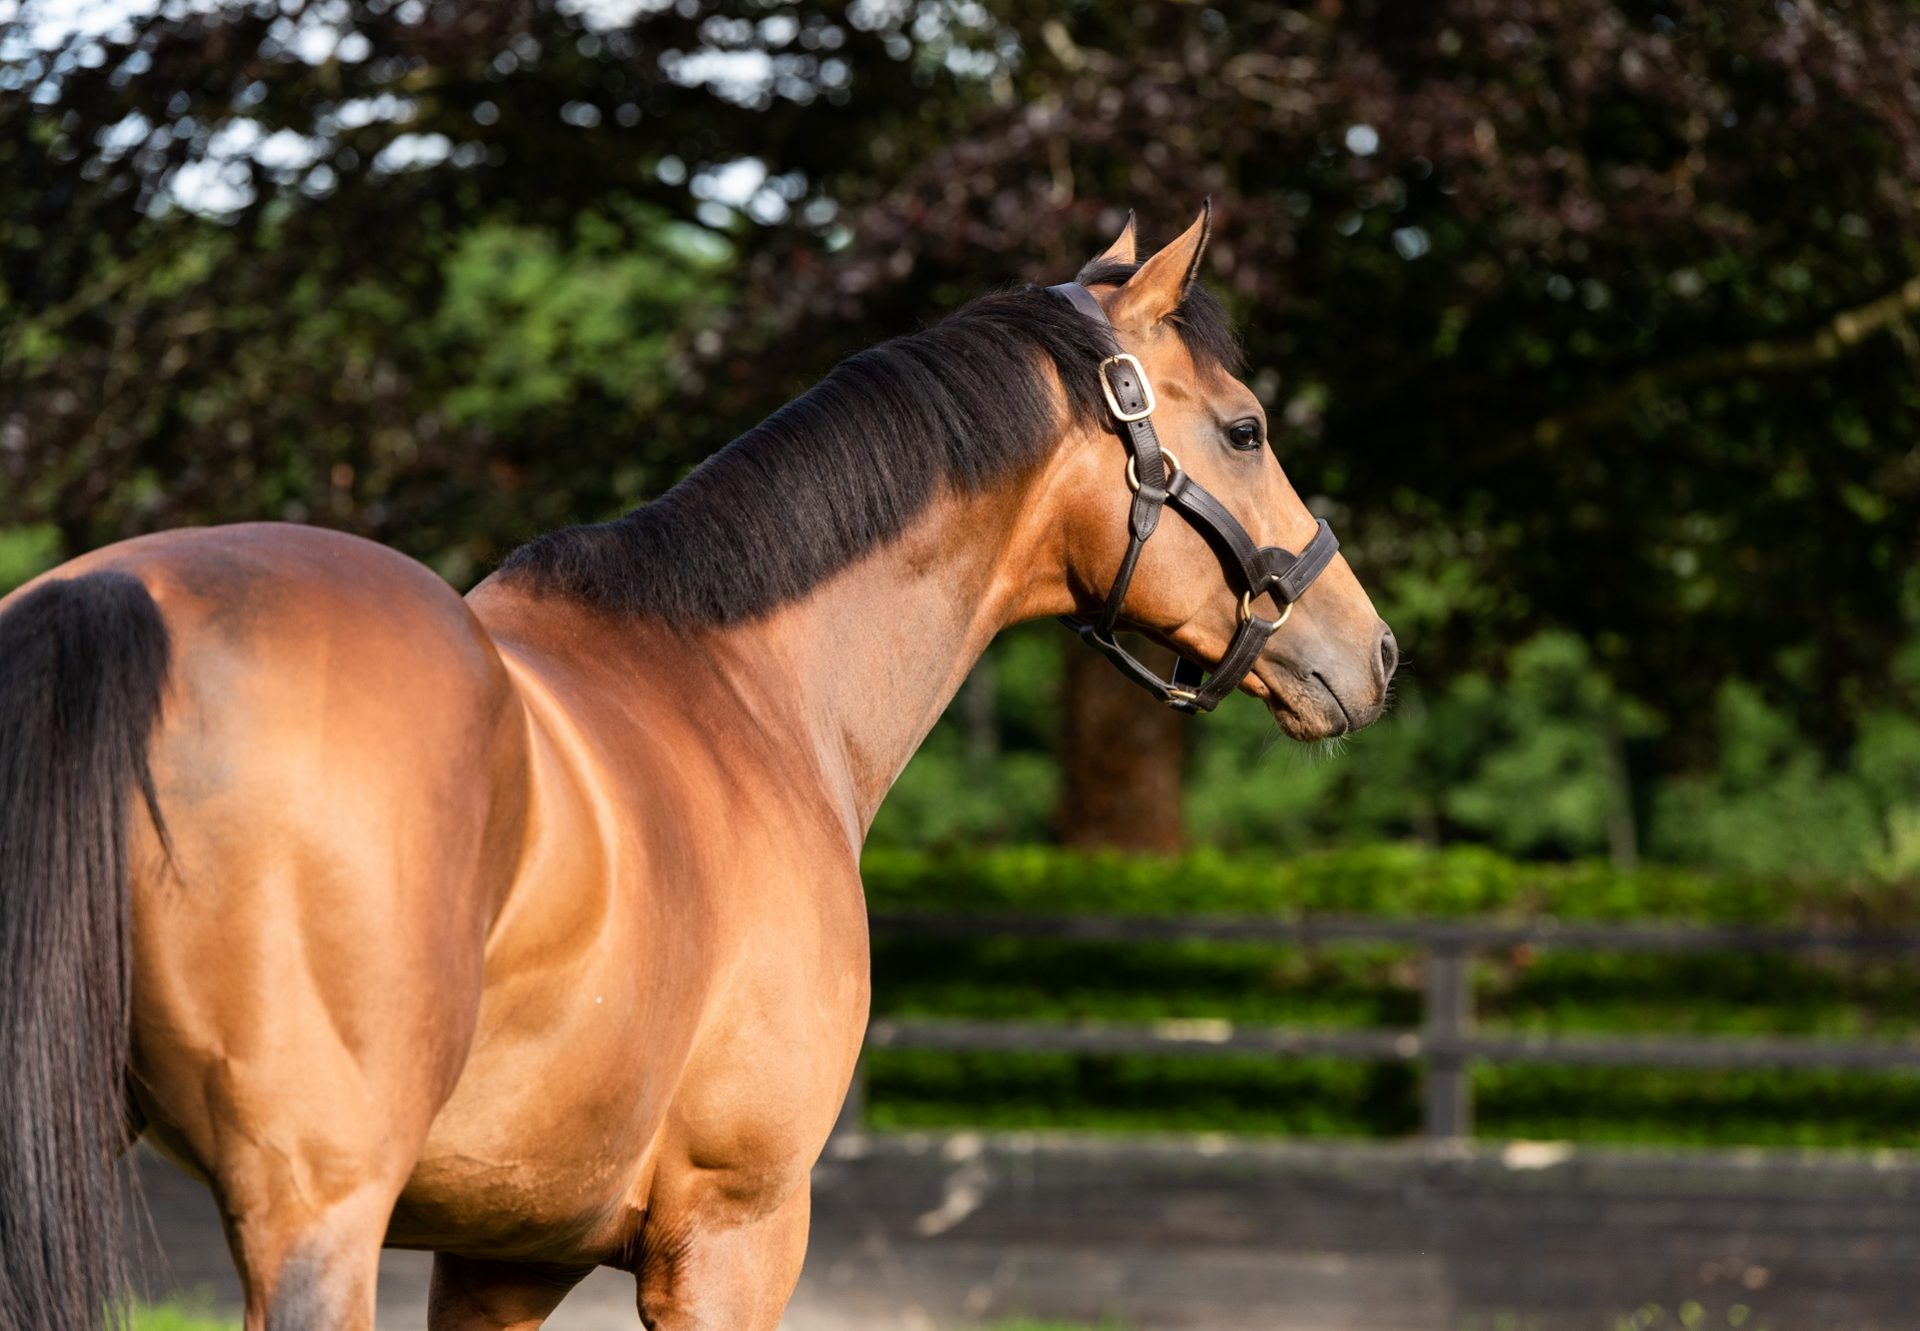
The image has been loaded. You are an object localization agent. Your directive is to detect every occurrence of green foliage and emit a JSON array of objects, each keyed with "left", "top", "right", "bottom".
[
  {"left": 433, "top": 214, "right": 723, "bottom": 436},
  {"left": 1185, "top": 631, "right": 1657, "bottom": 861},
  {"left": 1472, "top": 1064, "right": 1920, "bottom": 1149},
  {"left": 0, "top": 524, "right": 60, "bottom": 596},
  {"left": 880, "top": 624, "right": 1920, "bottom": 880},
  {"left": 867, "top": 1051, "right": 1420, "bottom": 1138},
  {"left": 2, "top": 0, "right": 927, "bottom": 579},
  {"left": 1, "top": 201, "right": 731, "bottom": 586},
  {"left": 863, "top": 838, "right": 1910, "bottom": 926},
  {"left": 1650, "top": 682, "right": 1883, "bottom": 877},
  {"left": 1438, "top": 634, "right": 1656, "bottom": 855},
  {"left": 870, "top": 724, "right": 1058, "bottom": 850},
  {"left": 865, "top": 1045, "right": 1920, "bottom": 1148},
  {"left": 871, "top": 626, "right": 1064, "bottom": 849}
]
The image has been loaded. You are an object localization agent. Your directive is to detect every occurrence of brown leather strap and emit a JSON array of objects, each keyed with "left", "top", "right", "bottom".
[{"left": 1051, "top": 280, "right": 1109, "bottom": 325}]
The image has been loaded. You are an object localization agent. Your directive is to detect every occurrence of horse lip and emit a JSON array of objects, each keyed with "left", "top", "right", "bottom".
[{"left": 1311, "top": 670, "right": 1355, "bottom": 736}]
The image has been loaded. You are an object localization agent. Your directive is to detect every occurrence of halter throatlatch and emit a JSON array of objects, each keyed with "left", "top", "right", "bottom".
[{"left": 1049, "top": 281, "right": 1341, "bottom": 714}]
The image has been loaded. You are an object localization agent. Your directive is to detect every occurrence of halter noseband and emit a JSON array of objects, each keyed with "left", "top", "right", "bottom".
[{"left": 1048, "top": 281, "right": 1342, "bottom": 714}]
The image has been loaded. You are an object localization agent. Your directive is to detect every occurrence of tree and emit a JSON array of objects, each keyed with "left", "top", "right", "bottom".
[
  {"left": 1055, "top": 638, "right": 1188, "bottom": 852},
  {"left": 731, "top": 0, "right": 1920, "bottom": 836},
  {"left": 8, "top": 0, "right": 1919, "bottom": 849},
  {"left": 1, "top": 0, "right": 963, "bottom": 575}
]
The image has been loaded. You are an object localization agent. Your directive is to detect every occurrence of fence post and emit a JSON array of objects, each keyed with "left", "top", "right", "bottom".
[{"left": 1424, "top": 944, "right": 1472, "bottom": 1140}]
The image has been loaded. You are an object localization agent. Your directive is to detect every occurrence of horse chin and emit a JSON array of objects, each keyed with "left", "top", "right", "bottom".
[
  {"left": 1262, "top": 694, "right": 1343, "bottom": 742},
  {"left": 1250, "top": 666, "right": 1354, "bottom": 742}
]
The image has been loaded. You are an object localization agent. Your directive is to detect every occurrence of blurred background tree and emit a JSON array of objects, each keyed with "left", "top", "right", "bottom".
[{"left": 4, "top": 0, "right": 1918, "bottom": 876}]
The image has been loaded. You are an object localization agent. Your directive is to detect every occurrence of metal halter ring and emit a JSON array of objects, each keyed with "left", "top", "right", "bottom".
[
  {"left": 1125, "top": 448, "right": 1181, "bottom": 494},
  {"left": 1239, "top": 589, "right": 1296, "bottom": 630}
]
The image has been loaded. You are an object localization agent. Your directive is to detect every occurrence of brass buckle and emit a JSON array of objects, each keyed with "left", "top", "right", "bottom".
[
  {"left": 1165, "top": 687, "right": 1199, "bottom": 706},
  {"left": 1125, "top": 447, "right": 1181, "bottom": 494},
  {"left": 1100, "top": 353, "right": 1157, "bottom": 422}
]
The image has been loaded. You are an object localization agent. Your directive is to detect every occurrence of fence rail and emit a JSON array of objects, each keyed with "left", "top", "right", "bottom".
[{"left": 855, "top": 912, "right": 1920, "bottom": 1139}]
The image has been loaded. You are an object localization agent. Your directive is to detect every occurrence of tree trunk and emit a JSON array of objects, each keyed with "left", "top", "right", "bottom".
[{"left": 1055, "top": 635, "right": 1188, "bottom": 852}]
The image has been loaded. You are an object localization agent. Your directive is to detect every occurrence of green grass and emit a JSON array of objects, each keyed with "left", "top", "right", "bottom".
[{"left": 129, "top": 1299, "right": 237, "bottom": 1331}]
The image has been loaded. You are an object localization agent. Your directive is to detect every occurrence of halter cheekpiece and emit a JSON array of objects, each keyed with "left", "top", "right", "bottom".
[{"left": 1048, "top": 281, "right": 1342, "bottom": 714}]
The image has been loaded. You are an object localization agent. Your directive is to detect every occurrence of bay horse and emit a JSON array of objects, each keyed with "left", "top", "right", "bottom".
[{"left": 0, "top": 207, "right": 1394, "bottom": 1330}]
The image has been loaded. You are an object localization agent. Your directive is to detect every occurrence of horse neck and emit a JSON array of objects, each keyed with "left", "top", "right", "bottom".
[{"left": 703, "top": 469, "right": 1066, "bottom": 847}]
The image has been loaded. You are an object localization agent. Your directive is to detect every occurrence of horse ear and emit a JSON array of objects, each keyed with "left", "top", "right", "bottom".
[
  {"left": 1089, "top": 210, "right": 1137, "bottom": 267},
  {"left": 1107, "top": 201, "right": 1212, "bottom": 331}
]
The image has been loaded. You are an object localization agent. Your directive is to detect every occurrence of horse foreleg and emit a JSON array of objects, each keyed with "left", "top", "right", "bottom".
[
  {"left": 427, "top": 1254, "right": 592, "bottom": 1330},
  {"left": 218, "top": 1180, "right": 397, "bottom": 1331},
  {"left": 633, "top": 1186, "right": 812, "bottom": 1331}
]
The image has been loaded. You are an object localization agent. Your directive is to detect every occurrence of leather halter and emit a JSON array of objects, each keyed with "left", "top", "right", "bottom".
[{"left": 1048, "top": 281, "right": 1342, "bottom": 714}]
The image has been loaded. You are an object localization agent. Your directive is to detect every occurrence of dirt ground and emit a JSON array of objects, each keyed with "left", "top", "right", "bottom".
[{"left": 137, "top": 1131, "right": 1920, "bottom": 1330}]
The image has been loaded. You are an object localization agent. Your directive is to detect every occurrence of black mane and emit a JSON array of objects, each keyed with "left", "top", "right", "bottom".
[{"left": 499, "top": 260, "right": 1241, "bottom": 623}]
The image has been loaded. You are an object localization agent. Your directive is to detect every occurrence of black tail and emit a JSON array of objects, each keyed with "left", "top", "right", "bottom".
[{"left": 0, "top": 572, "right": 171, "bottom": 1331}]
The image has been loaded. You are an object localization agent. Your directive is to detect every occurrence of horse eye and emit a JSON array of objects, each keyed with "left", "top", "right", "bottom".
[{"left": 1225, "top": 419, "right": 1264, "bottom": 451}]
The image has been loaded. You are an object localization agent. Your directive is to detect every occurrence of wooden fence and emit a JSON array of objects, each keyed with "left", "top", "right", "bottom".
[{"left": 851, "top": 912, "right": 1920, "bottom": 1139}]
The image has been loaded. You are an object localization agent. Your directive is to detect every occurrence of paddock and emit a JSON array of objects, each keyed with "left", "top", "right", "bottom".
[{"left": 137, "top": 1132, "right": 1920, "bottom": 1330}]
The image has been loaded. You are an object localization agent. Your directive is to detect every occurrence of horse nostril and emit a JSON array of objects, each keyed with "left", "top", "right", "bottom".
[{"left": 1378, "top": 625, "right": 1399, "bottom": 684}]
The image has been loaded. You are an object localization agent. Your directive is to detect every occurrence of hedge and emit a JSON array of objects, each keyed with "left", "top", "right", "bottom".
[
  {"left": 857, "top": 845, "right": 1920, "bottom": 1147},
  {"left": 861, "top": 843, "right": 1920, "bottom": 926}
]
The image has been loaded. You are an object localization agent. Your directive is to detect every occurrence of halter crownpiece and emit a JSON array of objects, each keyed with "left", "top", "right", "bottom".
[{"left": 1048, "top": 280, "right": 1342, "bottom": 714}]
